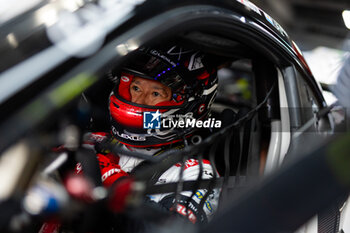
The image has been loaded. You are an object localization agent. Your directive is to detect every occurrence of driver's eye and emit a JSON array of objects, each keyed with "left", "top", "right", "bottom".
[
  {"left": 153, "top": 92, "right": 160, "bottom": 97},
  {"left": 132, "top": 85, "right": 140, "bottom": 91}
]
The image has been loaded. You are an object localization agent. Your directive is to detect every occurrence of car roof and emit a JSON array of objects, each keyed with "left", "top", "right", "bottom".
[{"left": 0, "top": 0, "right": 323, "bottom": 153}]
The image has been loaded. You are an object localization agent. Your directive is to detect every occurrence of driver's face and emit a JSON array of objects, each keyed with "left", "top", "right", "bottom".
[{"left": 130, "top": 77, "right": 172, "bottom": 106}]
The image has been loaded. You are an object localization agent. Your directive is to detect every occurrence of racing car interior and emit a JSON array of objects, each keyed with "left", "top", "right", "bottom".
[
  {"left": 81, "top": 28, "right": 331, "bottom": 208},
  {"left": 0, "top": 2, "right": 342, "bottom": 232}
]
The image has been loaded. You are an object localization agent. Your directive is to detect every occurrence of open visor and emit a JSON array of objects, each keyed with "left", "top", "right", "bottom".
[
  {"left": 116, "top": 71, "right": 186, "bottom": 107},
  {"left": 121, "top": 52, "right": 187, "bottom": 93}
]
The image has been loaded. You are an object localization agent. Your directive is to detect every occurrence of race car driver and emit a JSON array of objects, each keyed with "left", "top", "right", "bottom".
[{"left": 83, "top": 44, "right": 221, "bottom": 226}]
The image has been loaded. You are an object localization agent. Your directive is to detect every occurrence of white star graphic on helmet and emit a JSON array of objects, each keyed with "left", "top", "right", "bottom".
[{"left": 151, "top": 110, "right": 161, "bottom": 122}]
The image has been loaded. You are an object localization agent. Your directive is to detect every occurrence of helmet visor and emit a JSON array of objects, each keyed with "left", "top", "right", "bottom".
[{"left": 122, "top": 53, "right": 186, "bottom": 93}]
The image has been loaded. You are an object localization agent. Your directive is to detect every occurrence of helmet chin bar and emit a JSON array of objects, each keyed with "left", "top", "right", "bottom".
[{"left": 109, "top": 92, "right": 213, "bottom": 148}]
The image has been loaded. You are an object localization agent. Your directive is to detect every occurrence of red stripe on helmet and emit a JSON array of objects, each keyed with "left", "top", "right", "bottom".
[{"left": 110, "top": 95, "right": 169, "bottom": 128}]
